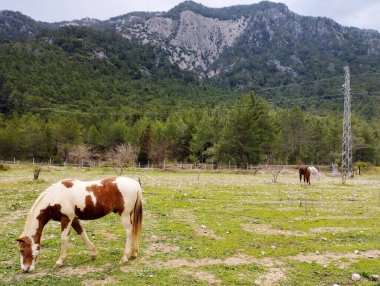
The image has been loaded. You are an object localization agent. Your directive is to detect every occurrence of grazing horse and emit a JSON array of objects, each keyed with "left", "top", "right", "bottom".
[
  {"left": 299, "top": 166, "right": 311, "bottom": 185},
  {"left": 309, "top": 166, "right": 320, "bottom": 181},
  {"left": 17, "top": 176, "right": 143, "bottom": 273}
]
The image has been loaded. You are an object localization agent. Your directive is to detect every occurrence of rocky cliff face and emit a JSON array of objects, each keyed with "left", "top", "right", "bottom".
[
  {"left": 110, "top": 9, "right": 248, "bottom": 77},
  {"left": 105, "top": 1, "right": 380, "bottom": 84}
]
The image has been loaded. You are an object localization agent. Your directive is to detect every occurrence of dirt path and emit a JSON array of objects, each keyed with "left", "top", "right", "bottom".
[{"left": 145, "top": 250, "right": 380, "bottom": 285}]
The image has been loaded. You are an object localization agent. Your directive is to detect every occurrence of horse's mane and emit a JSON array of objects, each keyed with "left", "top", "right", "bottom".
[{"left": 22, "top": 189, "right": 50, "bottom": 236}]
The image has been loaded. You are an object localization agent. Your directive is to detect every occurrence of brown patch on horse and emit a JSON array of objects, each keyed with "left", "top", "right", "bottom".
[
  {"left": 60, "top": 214, "right": 71, "bottom": 231},
  {"left": 33, "top": 204, "right": 64, "bottom": 243},
  {"left": 71, "top": 218, "right": 83, "bottom": 235},
  {"left": 61, "top": 180, "right": 74, "bottom": 188},
  {"left": 17, "top": 236, "right": 34, "bottom": 266},
  {"left": 304, "top": 167, "right": 311, "bottom": 184},
  {"left": 299, "top": 166, "right": 311, "bottom": 184},
  {"left": 75, "top": 177, "right": 125, "bottom": 220}
]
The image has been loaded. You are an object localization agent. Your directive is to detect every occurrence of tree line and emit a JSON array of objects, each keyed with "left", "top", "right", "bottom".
[{"left": 1, "top": 93, "right": 378, "bottom": 166}]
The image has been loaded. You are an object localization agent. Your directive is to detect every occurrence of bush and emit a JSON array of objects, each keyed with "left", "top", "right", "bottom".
[{"left": 0, "top": 163, "right": 10, "bottom": 171}]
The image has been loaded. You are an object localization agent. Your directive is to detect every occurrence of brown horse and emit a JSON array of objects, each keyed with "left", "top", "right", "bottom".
[
  {"left": 17, "top": 176, "right": 143, "bottom": 272},
  {"left": 299, "top": 166, "right": 311, "bottom": 185}
]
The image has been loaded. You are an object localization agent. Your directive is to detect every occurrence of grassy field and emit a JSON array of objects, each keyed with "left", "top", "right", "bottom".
[{"left": 0, "top": 164, "right": 379, "bottom": 285}]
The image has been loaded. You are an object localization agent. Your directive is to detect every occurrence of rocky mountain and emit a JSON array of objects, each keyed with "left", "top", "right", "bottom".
[
  {"left": 105, "top": 1, "right": 380, "bottom": 89},
  {"left": 1, "top": 1, "right": 380, "bottom": 91},
  {"left": 0, "top": 10, "right": 47, "bottom": 41}
]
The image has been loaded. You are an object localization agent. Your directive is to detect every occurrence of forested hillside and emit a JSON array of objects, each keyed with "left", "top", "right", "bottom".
[{"left": 0, "top": 4, "right": 379, "bottom": 166}]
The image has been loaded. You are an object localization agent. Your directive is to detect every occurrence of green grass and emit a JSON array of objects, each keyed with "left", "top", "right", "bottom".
[{"left": 0, "top": 165, "right": 379, "bottom": 285}]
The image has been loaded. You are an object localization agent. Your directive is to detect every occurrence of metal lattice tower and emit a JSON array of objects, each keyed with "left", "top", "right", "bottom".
[{"left": 342, "top": 66, "right": 353, "bottom": 178}]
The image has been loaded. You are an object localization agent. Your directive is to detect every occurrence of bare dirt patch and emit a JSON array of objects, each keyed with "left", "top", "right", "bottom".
[
  {"left": 242, "top": 223, "right": 308, "bottom": 236},
  {"left": 14, "top": 270, "right": 49, "bottom": 281},
  {"left": 288, "top": 249, "right": 380, "bottom": 268},
  {"left": 145, "top": 235, "right": 180, "bottom": 255},
  {"left": 309, "top": 227, "right": 372, "bottom": 233},
  {"left": 81, "top": 277, "right": 116, "bottom": 286},
  {"left": 148, "top": 250, "right": 380, "bottom": 285},
  {"left": 183, "top": 270, "right": 222, "bottom": 285},
  {"left": 242, "top": 223, "right": 376, "bottom": 237},
  {"left": 13, "top": 265, "right": 104, "bottom": 282},
  {"left": 172, "top": 209, "right": 224, "bottom": 240},
  {"left": 57, "top": 265, "right": 104, "bottom": 276},
  {"left": 254, "top": 268, "right": 286, "bottom": 286},
  {"left": 151, "top": 253, "right": 276, "bottom": 269}
]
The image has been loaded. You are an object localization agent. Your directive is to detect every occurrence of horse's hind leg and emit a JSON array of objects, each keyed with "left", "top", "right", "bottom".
[
  {"left": 119, "top": 212, "right": 133, "bottom": 264},
  {"left": 54, "top": 217, "right": 73, "bottom": 268},
  {"left": 130, "top": 231, "right": 139, "bottom": 260},
  {"left": 72, "top": 218, "right": 97, "bottom": 259}
]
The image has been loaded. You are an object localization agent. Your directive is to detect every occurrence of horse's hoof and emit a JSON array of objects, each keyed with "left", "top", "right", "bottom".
[
  {"left": 54, "top": 261, "right": 64, "bottom": 268},
  {"left": 129, "top": 255, "right": 137, "bottom": 260},
  {"left": 119, "top": 258, "right": 128, "bottom": 265},
  {"left": 89, "top": 250, "right": 97, "bottom": 260}
]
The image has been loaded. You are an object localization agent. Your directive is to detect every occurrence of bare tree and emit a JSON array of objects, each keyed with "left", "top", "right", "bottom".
[
  {"left": 68, "top": 144, "right": 90, "bottom": 167},
  {"left": 268, "top": 165, "right": 284, "bottom": 183},
  {"left": 107, "top": 144, "right": 137, "bottom": 176},
  {"left": 265, "top": 155, "right": 284, "bottom": 183}
]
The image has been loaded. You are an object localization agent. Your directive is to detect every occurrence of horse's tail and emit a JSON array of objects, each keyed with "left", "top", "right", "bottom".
[{"left": 132, "top": 188, "right": 143, "bottom": 240}]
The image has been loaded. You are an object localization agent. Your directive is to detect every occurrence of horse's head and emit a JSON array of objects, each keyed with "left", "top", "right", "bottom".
[{"left": 16, "top": 236, "right": 39, "bottom": 273}]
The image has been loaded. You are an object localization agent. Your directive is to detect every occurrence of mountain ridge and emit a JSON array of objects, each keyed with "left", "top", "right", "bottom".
[{"left": 1, "top": 1, "right": 380, "bottom": 91}]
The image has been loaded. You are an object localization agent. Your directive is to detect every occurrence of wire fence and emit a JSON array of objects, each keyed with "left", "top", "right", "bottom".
[{"left": 1, "top": 158, "right": 335, "bottom": 174}]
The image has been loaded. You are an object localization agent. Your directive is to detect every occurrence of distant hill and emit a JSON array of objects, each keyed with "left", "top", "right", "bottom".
[
  {"left": 1, "top": 1, "right": 380, "bottom": 116},
  {"left": 0, "top": 2, "right": 379, "bottom": 165}
]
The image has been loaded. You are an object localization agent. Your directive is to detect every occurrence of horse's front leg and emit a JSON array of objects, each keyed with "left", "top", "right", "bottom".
[
  {"left": 72, "top": 218, "right": 97, "bottom": 260},
  {"left": 54, "top": 216, "right": 73, "bottom": 268},
  {"left": 119, "top": 212, "right": 132, "bottom": 265}
]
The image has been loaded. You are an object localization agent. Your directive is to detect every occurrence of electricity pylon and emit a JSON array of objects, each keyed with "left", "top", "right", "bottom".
[{"left": 342, "top": 66, "right": 353, "bottom": 179}]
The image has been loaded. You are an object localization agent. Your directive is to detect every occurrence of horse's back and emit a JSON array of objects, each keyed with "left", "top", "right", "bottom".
[{"left": 42, "top": 176, "right": 141, "bottom": 219}]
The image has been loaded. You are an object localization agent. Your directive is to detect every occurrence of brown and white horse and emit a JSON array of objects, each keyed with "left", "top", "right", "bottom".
[
  {"left": 17, "top": 176, "right": 143, "bottom": 272},
  {"left": 299, "top": 166, "right": 311, "bottom": 185}
]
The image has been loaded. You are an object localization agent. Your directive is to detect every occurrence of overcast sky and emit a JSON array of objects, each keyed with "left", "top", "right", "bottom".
[{"left": 1, "top": 0, "right": 379, "bottom": 31}]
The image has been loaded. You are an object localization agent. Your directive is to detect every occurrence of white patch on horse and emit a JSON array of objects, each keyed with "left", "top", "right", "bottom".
[
  {"left": 309, "top": 166, "right": 320, "bottom": 180},
  {"left": 58, "top": 180, "right": 100, "bottom": 215},
  {"left": 32, "top": 243, "right": 39, "bottom": 258},
  {"left": 115, "top": 177, "right": 139, "bottom": 211}
]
